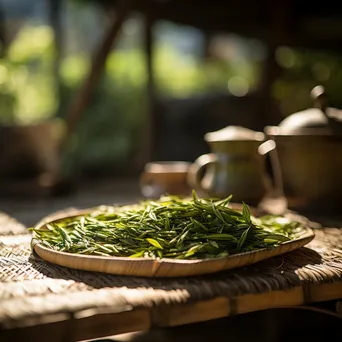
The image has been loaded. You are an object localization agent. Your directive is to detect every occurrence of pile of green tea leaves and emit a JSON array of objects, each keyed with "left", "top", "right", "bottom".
[{"left": 31, "top": 191, "right": 304, "bottom": 260}]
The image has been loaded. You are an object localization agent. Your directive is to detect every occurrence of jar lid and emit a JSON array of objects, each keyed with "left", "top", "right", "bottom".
[{"left": 205, "top": 125, "right": 265, "bottom": 142}]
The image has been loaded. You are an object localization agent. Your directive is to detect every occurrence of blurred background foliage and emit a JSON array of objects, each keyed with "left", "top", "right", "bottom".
[
  {"left": 0, "top": 25, "right": 56, "bottom": 124},
  {"left": 1, "top": 0, "right": 342, "bottom": 176}
]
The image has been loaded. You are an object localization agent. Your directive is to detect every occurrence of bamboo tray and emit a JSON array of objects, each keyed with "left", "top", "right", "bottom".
[{"left": 31, "top": 207, "right": 315, "bottom": 277}]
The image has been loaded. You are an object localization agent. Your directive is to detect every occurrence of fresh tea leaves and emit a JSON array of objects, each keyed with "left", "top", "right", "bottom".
[{"left": 31, "top": 192, "right": 301, "bottom": 260}]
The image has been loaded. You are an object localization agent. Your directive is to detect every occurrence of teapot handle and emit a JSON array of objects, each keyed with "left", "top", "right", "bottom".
[
  {"left": 258, "top": 140, "right": 284, "bottom": 197},
  {"left": 187, "top": 153, "right": 217, "bottom": 192}
]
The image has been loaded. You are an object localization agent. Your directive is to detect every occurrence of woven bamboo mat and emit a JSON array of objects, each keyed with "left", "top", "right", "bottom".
[{"left": 1, "top": 209, "right": 342, "bottom": 342}]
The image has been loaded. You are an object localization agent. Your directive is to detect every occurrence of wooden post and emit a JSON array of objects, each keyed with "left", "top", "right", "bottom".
[
  {"left": 48, "top": 0, "right": 63, "bottom": 114},
  {"left": 260, "top": 0, "right": 292, "bottom": 125},
  {"left": 64, "top": 0, "right": 137, "bottom": 143},
  {"left": 141, "top": 11, "right": 156, "bottom": 164}
]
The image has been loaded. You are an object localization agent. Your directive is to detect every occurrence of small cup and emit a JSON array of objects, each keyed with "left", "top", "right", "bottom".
[{"left": 140, "top": 161, "right": 191, "bottom": 198}]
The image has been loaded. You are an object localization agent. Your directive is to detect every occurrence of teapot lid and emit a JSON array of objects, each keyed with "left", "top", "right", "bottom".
[
  {"left": 205, "top": 125, "right": 265, "bottom": 142},
  {"left": 278, "top": 108, "right": 329, "bottom": 130},
  {"left": 274, "top": 85, "right": 342, "bottom": 136}
]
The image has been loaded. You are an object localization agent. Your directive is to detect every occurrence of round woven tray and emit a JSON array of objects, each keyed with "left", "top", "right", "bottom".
[{"left": 31, "top": 207, "right": 315, "bottom": 277}]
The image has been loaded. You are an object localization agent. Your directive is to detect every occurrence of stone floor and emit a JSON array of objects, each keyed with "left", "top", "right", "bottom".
[{"left": 0, "top": 178, "right": 143, "bottom": 227}]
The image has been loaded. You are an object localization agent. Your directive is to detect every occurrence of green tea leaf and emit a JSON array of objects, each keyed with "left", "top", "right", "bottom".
[
  {"left": 263, "top": 234, "right": 291, "bottom": 242},
  {"left": 146, "top": 238, "right": 163, "bottom": 249},
  {"left": 237, "top": 227, "right": 250, "bottom": 251},
  {"left": 192, "top": 189, "right": 199, "bottom": 202},
  {"left": 205, "top": 234, "right": 237, "bottom": 241},
  {"left": 242, "top": 203, "right": 251, "bottom": 224}
]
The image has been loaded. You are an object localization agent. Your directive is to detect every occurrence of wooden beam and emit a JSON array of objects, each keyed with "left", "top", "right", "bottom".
[{"left": 64, "top": 0, "right": 137, "bottom": 143}]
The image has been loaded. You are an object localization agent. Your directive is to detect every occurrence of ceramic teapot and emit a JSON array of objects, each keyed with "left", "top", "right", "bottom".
[
  {"left": 265, "top": 85, "right": 342, "bottom": 212},
  {"left": 187, "top": 126, "right": 273, "bottom": 205}
]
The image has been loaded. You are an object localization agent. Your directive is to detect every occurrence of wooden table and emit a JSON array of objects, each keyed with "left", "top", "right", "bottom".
[{"left": 1, "top": 204, "right": 342, "bottom": 342}]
